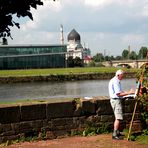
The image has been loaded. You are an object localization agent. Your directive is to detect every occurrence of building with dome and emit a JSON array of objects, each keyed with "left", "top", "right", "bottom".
[
  {"left": 0, "top": 27, "right": 91, "bottom": 70},
  {"left": 67, "top": 29, "right": 91, "bottom": 61}
]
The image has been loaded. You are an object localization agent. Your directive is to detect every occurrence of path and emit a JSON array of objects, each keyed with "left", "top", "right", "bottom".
[{"left": 5, "top": 134, "right": 147, "bottom": 148}]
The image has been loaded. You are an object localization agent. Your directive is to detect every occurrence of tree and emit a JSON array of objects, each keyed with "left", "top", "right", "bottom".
[
  {"left": 115, "top": 56, "right": 122, "bottom": 60},
  {"left": 67, "top": 56, "right": 74, "bottom": 67},
  {"left": 138, "top": 47, "right": 148, "bottom": 59},
  {"left": 93, "top": 53, "right": 104, "bottom": 62},
  {"left": 2, "top": 38, "right": 8, "bottom": 45},
  {"left": 74, "top": 57, "right": 83, "bottom": 67},
  {"left": 129, "top": 51, "right": 137, "bottom": 60},
  {"left": 0, "top": 0, "right": 56, "bottom": 39},
  {"left": 122, "top": 49, "right": 129, "bottom": 59}
]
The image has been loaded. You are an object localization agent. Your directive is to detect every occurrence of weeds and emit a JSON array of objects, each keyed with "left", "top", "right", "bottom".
[{"left": 71, "top": 122, "right": 112, "bottom": 137}]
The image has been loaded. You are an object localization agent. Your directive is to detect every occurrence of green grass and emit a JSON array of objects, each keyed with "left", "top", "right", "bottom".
[
  {"left": 136, "top": 135, "right": 148, "bottom": 145},
  {"left": 123, "top": 129, "right": 148, "bottom": 145},
  {"left": 0, "top": 67, "right": 139, "bottom": 77}
]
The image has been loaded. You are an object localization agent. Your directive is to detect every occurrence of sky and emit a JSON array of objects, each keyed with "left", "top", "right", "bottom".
[{"left": 7, "top": 0, "right": 148, "bottom": 56}]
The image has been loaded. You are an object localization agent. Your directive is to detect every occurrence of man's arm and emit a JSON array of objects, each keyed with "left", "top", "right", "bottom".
[{"left": 117, "top": 89, "right": 135, "bottom": 97}]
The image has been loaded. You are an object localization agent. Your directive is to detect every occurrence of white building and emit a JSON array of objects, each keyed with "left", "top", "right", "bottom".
[{"left": 67, "top": 29, "right": 84, "bottom": 59}]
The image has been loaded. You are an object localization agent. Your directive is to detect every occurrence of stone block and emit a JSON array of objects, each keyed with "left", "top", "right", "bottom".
[
  {"left": 81, "top": 100, "right": 96, "bottom": 115},
  {"left": 46, "top": 101, "right": 76, "bottom": 119},
  {"left": 126, "top": 120, "right": 142, "bottom": 133},
  {"left": 12, "top": 120, "right": 43, "bottom": 134},
  {"left": 124, "top": 112, "right": 141, "bottom": 122},
  {"left": 86, "top": 115, "right": 101, "bottom": 123},
  {"left": 20, "top": 103, "right": 46, "bottom": 121},
  {"left": 55, "top": 118, "right": 73, "bottom": 126},
  {"left": 0, "top": 134, "right": 20, "bottom": 144},
  {"left": 46, "top": 131, "right": 56, "bottom": 139},
  {"left": 124, "top": 99, "right": 136, "bottom": 105},
  {"left": 100, "top": 115, "right": 114, "bottom": 122},
  {"left": 95, "top": 100, "right": 113, "bottom": 115},
  {"left": 123, "top": 113, "right": 133, "bottom": 122},
  {"left": 0, "top": 123, "right": 12, "bottom": 134},
  {"left": 53, "top": 130, "right": 69, "bottom": 138},
  {"left": 0, "top": 105, "right": 20, "bottom": 124}
]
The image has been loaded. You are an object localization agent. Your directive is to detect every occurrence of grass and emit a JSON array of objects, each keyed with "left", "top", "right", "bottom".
[
  {"left": 0, "top": 67, "right": 139, "bottom": 77},
  {"left": 123, "top": 129, "right": 148, "bottom": 145},
  {"left": 136, "top": 135, "right": 148, "bottom": 145}
]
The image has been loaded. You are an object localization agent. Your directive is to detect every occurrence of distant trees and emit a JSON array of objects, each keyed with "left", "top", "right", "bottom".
[
  {"left": 93, "top": 53, "right": 104, "bottom": 62},
  {"left": 93, "top": 46, "right": 148, "bottom": 63},
  {"left": 138, "top": 47, "right": 148, "bottom": 59},
  {"left": 67, "top": 56, "right": 83, "bottom": 67},
  {"left": 129, "top": 51, "right": 137, "bottom": 60},
  {"left": 122, "top": 49, "right": 138, "bottom": 60},
  {"left": 66, "top": 47, "right": 148, "bottom": 67},
  {"left": 122, "top": 49, "right": 129, "bottom": 59}
]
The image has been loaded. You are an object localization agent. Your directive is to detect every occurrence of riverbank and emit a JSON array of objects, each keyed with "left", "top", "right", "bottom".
[
  {"left": 0, "top": 67, "right": 139, "bottom": 83},
  {"left": 0, "top": 72, "right": 137, "bottom": 83}
]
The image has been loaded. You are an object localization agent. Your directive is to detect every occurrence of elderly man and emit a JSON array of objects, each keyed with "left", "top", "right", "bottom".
[{"left": 108, "top": 69, "right": 134, "bottom": 140}]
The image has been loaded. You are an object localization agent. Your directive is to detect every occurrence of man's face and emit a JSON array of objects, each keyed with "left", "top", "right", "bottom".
[{"left": 118, "top": 74, "right": 124, "bottom": 80}]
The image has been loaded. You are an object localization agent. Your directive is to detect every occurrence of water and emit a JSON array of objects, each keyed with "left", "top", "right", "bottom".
[{"left": 0, "top": 78, "right": 137, "bottom": 102}]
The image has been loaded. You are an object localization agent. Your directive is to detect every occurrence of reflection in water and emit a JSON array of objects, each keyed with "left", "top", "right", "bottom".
[{"left": 0, "top": 79, "right": 137, "bottom": 102}]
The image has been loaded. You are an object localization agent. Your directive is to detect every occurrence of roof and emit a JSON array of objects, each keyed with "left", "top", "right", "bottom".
[
  {"left": 67, "top": 29, "right": 80, "bottom": 41},
  {"left": 0, "top": 44, "right": 67, "bottom": 48},
  {"left": 84, "top": 56, "right": 92, "bottom": 60}
]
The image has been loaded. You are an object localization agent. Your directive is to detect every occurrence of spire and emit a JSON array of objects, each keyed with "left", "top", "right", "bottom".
[{"left": 60, "top": 24, "right": 64, "bottom": 45}]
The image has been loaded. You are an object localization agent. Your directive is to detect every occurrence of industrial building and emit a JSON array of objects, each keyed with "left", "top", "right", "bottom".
[{"left": 0, "top": 44, "right": 67, "bottom": 69}]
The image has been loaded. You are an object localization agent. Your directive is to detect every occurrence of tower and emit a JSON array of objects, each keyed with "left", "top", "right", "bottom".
[
  {"left": 67, "top": 29, "right": 83, "bottom": 59},
  {"left": 128, "top": 45, "right": 130, "bottom": 54},
  {"left": 128, "top": 45, "right": 130, "bottom": 59},
  {"left": 60, "top": 24, "right": 64, "bottom": 45}
]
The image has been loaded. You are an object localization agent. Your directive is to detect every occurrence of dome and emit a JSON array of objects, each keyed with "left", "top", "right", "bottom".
[{"left": 67, "top": 29, "right": 80, "bottom": 41}]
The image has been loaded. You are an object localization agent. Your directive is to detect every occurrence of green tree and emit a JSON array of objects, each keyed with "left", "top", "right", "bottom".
[
  {"left": 138, "top": 47, "right": 148, "bottom": 59},
  {"left": 74, "top": 57, "right": 83, "bottom": 67},
  {"left": 93, "top": 53, "right": 104, "bottom": 62},
  {"left": 88, "top": 60, "right": 95, "bottom": 67},
  {"left": 115, "top": 56, "right": 122, "bottom": 60},
  {"left": 129, "top": 51, "right": 137, "bottom": 60},
  {"left": 0, "top": 0, "right": 55, "bottom": 39},
  {"left": 67, "top": 56, "right": 74, "bottom": 67},
  {"left": 122, "top": 49, "right": 129, "bottom": 59}
]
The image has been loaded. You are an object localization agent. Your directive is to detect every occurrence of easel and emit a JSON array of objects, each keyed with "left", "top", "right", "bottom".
[{"left": 126, "top": 63, "right": 147, "bottom": 140}]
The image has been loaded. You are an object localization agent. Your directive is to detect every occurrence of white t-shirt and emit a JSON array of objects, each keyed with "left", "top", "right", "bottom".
[{"left": 108, "top": 76, "right": 122, "bottom": 98}]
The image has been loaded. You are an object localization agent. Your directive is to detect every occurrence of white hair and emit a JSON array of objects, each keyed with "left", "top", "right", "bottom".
[{"left": 115, "top": 69, "right": 124, "bottom": 76}]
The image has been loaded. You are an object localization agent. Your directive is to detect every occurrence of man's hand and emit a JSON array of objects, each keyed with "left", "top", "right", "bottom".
[{"left": 128, "top": 88, "right": 135, "bottom": 94}]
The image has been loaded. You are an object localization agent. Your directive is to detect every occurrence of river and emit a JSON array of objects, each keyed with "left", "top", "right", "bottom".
[{"left": 0, "top": 78, "right": 137, "bottom": 102}]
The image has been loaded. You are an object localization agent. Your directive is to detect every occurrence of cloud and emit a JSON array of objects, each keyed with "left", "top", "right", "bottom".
[
  {"left": 84, "top": 0, "right": 114, "bottom": 8},
  {"left": 121, "top": 34, "right": 145, "bottom": 45},
  {"left": 7, "top": 0, "right": 148, "bottom": 56},
  {"left": 141, "top": 5, "right": 148, "bottom": 17}
]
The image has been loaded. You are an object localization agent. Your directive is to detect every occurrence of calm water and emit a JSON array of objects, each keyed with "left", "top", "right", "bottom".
[{"left": 0, "top": 78, "right": 137, "bottom": 102}]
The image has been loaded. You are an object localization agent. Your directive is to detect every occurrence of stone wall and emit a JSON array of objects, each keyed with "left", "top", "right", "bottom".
[{"left": 0, "top": 97, "right": 142, "bottom": 143}]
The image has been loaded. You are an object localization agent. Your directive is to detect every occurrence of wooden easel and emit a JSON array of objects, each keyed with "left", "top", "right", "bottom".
[{"left": 126, "top": 63, "right": 146, "bottom": 141}]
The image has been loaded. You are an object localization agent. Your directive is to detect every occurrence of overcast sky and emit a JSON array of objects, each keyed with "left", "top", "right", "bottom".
[{"left": 8, "top": 0, "right": 148, "bottom": 56}]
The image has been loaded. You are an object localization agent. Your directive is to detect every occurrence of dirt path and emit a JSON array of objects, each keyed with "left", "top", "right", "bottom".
[{"left": 5, "top": 134, "right": 147, "bottom": 148}]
